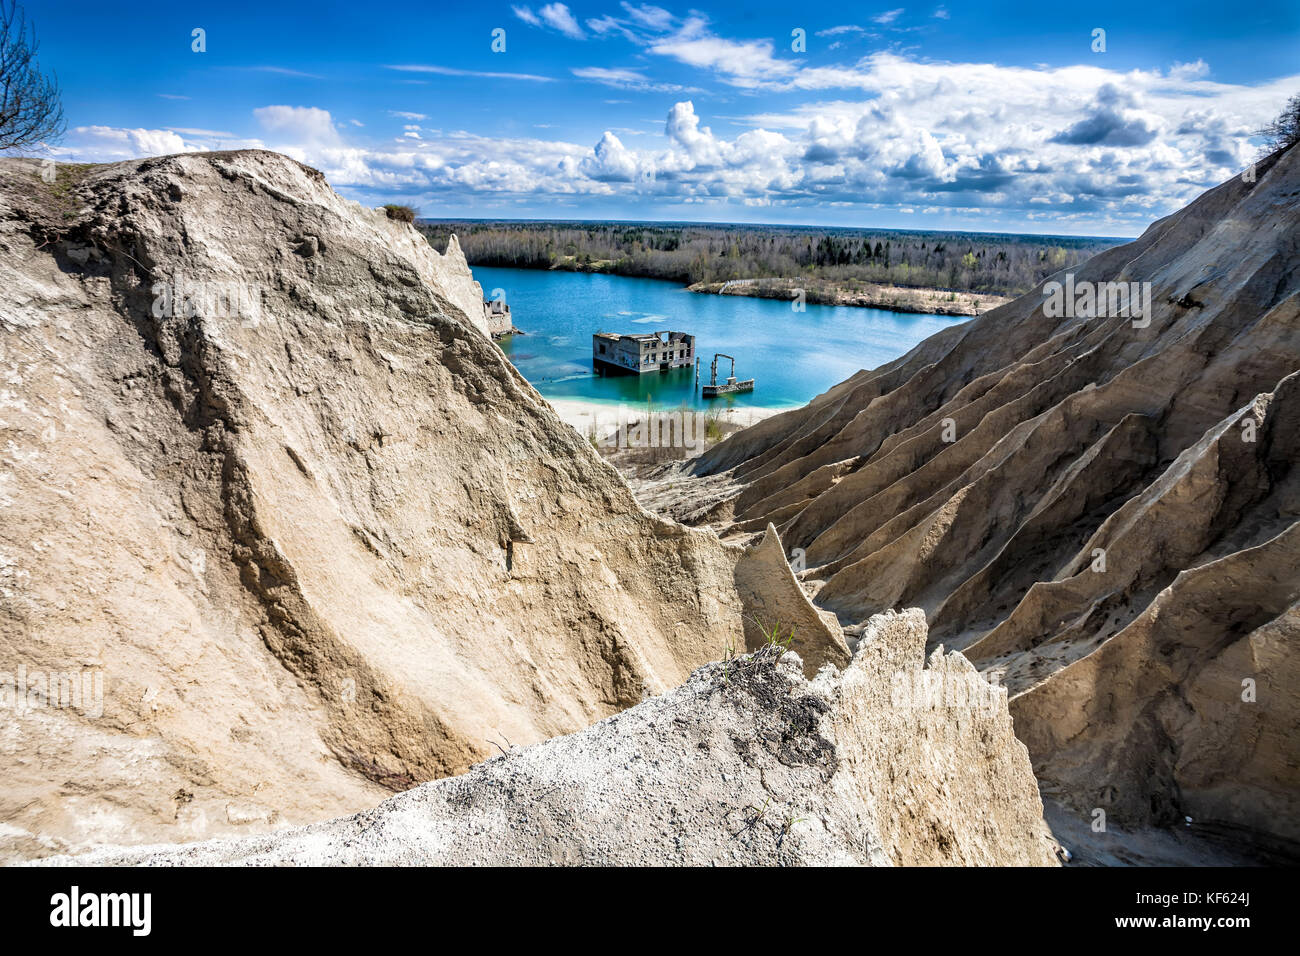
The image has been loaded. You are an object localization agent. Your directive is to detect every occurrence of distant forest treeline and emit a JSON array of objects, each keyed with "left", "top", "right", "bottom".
[{"left": 420, "top": 221, "right": 1125, "bottom": 297}]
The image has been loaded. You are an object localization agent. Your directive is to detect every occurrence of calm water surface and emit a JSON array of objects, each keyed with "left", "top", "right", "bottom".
[{"left": 477, "top": 266, "right": 966, "bottom": 412}]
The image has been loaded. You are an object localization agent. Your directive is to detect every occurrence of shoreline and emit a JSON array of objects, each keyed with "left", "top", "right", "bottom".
[
  {"left": 686, "top": 278, "right": 1011, "bottom": 316},
  {"left": 468, "top": 257, "right": 1012, "bottom": 317}
]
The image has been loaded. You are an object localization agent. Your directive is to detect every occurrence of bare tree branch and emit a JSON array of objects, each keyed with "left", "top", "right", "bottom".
[
  {"left": 0, "top": 0, "right": 65, "bottom": 153},
  {"left": 1256, "top": 93, "right": 1300, "bottom": 155}
]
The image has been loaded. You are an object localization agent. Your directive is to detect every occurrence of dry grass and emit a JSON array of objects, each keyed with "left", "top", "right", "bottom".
[{"left": 383, "top": 204, "right": 417, "bottom": 223}]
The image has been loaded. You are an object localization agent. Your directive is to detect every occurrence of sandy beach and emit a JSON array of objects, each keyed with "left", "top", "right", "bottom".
[{"left": 543, "top": 396, "right": 793, "bottom": 437}]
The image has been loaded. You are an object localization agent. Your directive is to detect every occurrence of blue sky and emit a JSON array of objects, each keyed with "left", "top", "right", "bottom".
[{"left": 27, "top": 0, "right": 1300, "bottom": 235}]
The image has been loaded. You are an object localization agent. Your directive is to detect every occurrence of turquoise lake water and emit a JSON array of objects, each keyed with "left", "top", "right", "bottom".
[{"left": 477, "top": 266, "right": 966, "bottom": 412}]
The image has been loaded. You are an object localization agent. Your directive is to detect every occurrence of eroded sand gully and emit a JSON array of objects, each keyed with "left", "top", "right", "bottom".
[{"left": 631, "top": 144, "right": 1300, "bottom": 862}]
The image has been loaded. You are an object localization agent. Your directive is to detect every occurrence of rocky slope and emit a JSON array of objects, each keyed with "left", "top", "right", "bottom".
[
  {"left": 41, "top": 611, "right": 1059, "bottom": 866},
  {"left": 640, "top": 146, "right": 1300, "bottom": 851},
  {"left": 0, "top": 151, "right": 746, "bottom": 859}
]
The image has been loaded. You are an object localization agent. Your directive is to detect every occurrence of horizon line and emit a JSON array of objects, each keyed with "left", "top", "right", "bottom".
[{"left": 415, "top": 216, "right": 1138, "bottom": 243}]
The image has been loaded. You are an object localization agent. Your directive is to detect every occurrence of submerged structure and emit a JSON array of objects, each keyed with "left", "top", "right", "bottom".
[
  {"left": 483, "top": 298, "right": 519, "bottom": 338},
  {"left": 701, "top": 352, "right": 755, "bottom": 397},
  {"left": 593, "top": 330, "right": 695, "bottom": 375}
]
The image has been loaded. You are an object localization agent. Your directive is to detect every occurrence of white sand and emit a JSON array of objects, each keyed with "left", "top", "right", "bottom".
[{"left": 544, "top": 397, "right": 792, "bottom": 436}]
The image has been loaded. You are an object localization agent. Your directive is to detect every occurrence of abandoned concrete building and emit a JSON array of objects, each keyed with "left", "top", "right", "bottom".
[
  {"left": 592, "top": 331, "right": 695, "bottom": 374},
  {"left": 484, "top": 299, "right": 518, "bottom": 338}
]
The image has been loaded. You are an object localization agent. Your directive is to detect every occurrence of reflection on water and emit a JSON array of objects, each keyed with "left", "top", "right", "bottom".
[{"left": 479, "top": 266, "right": 966, "bottom": 411}]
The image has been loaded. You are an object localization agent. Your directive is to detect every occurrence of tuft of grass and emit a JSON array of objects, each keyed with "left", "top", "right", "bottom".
[
  {"left": 383, "top": 203, "right": 417, "bottom": 223},
  {"left": 716, "top": 619, "right": 796, "bottom": 690},
  {"left": 751, "top": 617, "right": 796, "bottom": 663},
  {"left": 703, "top": 407, "right": 724, "bottom": 444},
  {"left": 778, "top": 812, "right": 807, "bottom": 846},
  {"left": 721, "top": 639, "right": 736, "bottom": 685}
]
